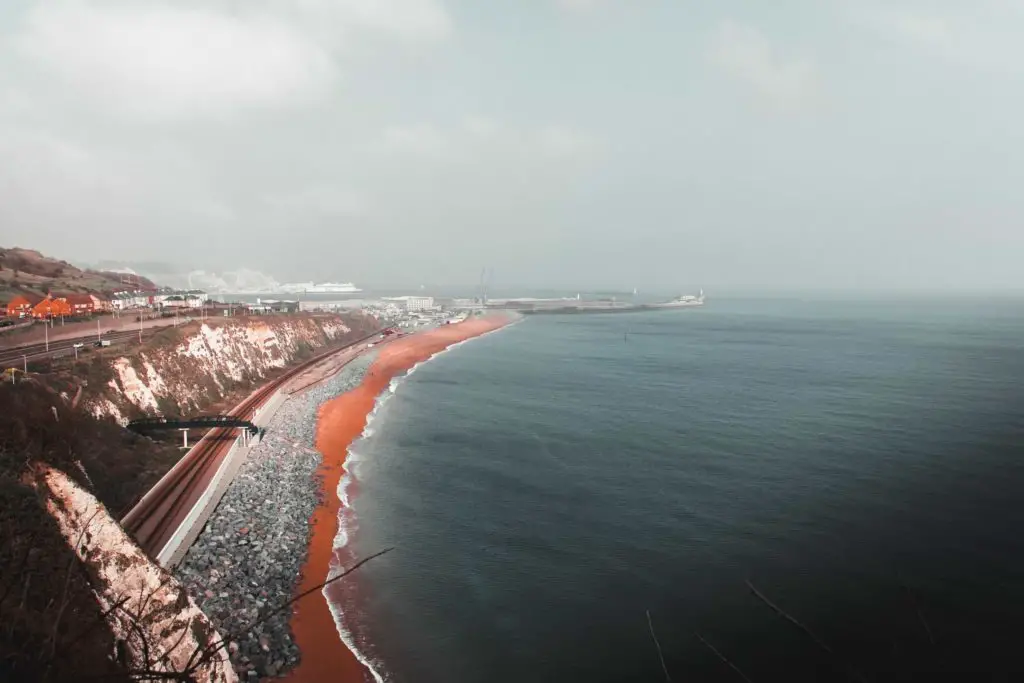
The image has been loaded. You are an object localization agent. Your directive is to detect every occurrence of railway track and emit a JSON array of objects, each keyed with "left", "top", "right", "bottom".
[{"left": 122, "top": 329, "right": 385, "bottom": 559}]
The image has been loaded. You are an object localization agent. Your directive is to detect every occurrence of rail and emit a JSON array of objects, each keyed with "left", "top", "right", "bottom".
[{"left": 121, "top": 328, "right": 385, "bottom": 561}]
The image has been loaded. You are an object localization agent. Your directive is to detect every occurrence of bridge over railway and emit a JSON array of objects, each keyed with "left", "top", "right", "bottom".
[
  {"left": 127, "top": 415, "right": 263, "bottom": 449},
  {"left": 127, "top": 415, "right": 260, "bottom": 434}
]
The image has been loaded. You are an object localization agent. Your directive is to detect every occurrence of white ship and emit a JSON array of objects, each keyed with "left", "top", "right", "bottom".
[
  {"left": 652, "top": 288, "right": 705, "bottom": 308},
  {"left": 279, "top": 281, "right": 362, "bottom": 294}
]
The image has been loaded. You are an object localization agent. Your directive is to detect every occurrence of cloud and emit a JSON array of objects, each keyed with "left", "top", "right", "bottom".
[
  {"left": 379, "top": 123, "right": 451, "bottom": 157},
  {"left": 887, "top": 14, "right": 951, "bottom": 44},
  {"left": 16, "top": 3, "right": 335, "bottom": 121},
  {"left": 374, "top": 120, "right": 601, "bottom": 165},
  {"left": 854, "top": 7, "right": 955, "bottom": 47},
  {"left": 464, "top": 116, "right": 502, "bottom": 139},
  {"left": 851, "top": 4, "right": 1024, "bottom": 74},
  {"left": 556, "top": 0, "right": 601, "bottom": 11},
  {"left": 0, "top": 127, "right": 133, "bottom": 205},
  {"left": 274, "top": 0, "right": 452, "bottom": 41},
  {"left": 264, "top": 185, "right": 367, "bottom": 217},
  {"left": 708, "top": 20, "right": 819, "bottom": 111},
  {"left": 536, "top": 125, "right": 601, "bottom": 159},
  {"left": 11, "top": 0, "right": 453, "bottom": 122}
]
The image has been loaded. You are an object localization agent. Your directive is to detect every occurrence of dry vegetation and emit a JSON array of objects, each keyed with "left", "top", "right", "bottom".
[
  {"left": 0, "top": 246, "right": 158, "bottom": 301},
  {"left": 0, "top": 379, "right": 165, "bottom": 681}
]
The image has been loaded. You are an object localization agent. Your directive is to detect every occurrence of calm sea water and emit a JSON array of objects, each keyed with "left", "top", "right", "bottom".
[{"left": 334, "top": 297, "right": 1024, "bottom": 682}]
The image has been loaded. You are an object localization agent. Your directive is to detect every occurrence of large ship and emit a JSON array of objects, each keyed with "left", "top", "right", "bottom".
[
  {"left": 649, "top": 288, "right": 705, "bottom": 308},
  {"left": 279, "top": 281, "right": 362, "bottom": 294}
]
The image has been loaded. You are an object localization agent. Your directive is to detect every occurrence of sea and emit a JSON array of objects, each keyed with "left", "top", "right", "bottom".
[{"left": 329, "top": 296, "right": 1024, "bottom": 682}]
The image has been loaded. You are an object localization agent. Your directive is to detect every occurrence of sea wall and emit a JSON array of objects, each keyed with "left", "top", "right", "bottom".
[{"left": 86, "top": 313, "right": 377, "bottom": 424}]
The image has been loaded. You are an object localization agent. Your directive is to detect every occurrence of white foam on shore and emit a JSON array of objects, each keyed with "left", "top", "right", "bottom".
[
  {"left": 325, "top": 581, "right": 388, "bottom": 683},
  {"left": 323, "top": 317, "right": 521, "bottom": 683}
]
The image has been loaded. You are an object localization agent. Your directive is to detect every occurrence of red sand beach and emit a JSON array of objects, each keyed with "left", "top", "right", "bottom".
[{"left": 283, "top": 315, "right": 512, "bottom": 683}]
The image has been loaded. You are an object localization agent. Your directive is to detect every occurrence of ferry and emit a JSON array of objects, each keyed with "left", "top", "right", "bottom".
[{"left": 651, "top": 288, "right": 705, "bottom": 309}]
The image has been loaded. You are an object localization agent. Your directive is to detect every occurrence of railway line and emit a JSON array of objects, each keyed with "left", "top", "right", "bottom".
[{"left": 122, "top": 329, "right": 386, "bottom": 560}]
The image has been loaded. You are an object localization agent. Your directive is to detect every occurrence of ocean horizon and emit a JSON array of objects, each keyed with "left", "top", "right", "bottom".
[{"left": 323, "top": 295, "right": 1024, "bottom": 681}]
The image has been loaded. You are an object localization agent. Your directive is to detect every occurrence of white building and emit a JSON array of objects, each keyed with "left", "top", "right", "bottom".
[
  {"left": 110, "top": 291, "right": 151, "bottom": 310},
  {"left": 159, "top": 291, "right": 207, "bottom": 310},
  {"left": 384, "top": 295, "right": 434, "bottom": 311}
]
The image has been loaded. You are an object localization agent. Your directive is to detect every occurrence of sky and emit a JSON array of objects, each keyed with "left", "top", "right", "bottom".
[{"left": 1, "top": 0, "right": 1023, "bottom": 292}]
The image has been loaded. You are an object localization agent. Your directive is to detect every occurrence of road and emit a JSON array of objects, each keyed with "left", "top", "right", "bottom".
[
  {"left": 0, "top": 314, "right": 181, "bottom": 351},
  {"left": 0, "top": 329, "right": 146, "bottom": 366},
  {"left": 0, "top": 316, "right": 208, "bottom": 366}
]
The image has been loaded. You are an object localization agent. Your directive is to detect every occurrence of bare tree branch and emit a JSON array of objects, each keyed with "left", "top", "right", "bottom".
[
  {"left": 746, "top": 580, "right": 870, "bottom": 683},
  {"left": 695, "top": 632, "right": 753, "bottom": 683},
  {"left": 50, "top": 508, "right": 103, "bottom": 657},
  {"left": 899, "top": 580, "right": 936, "bottom": 648},
  {"left": 646, "top": 609, "right": 672, "bottom": 683},
  {"left": 746, "top": 580, "right": 835, "bottom": 655},
  {"left": 185, "top": 547, "right": 394, "bottom": 676}
]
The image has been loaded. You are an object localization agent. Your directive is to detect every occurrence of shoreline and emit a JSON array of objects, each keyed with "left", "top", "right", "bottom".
[
  {"left": 282, "top": 314, "right": 516, "bottom": 683},
  {"left": 174, "top": 352, "right": 377, "bottom": 681}
]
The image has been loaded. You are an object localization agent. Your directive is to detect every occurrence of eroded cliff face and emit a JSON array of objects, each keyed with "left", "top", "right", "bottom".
[
  {"left": 31, "top": 466, "right": 237, "bottom": 683},
  {"left": 0, "top": 380, "right": 230, "bottom": 680},
  {"left": 88, "top": 314, "right": 374, "bottom": 424}
]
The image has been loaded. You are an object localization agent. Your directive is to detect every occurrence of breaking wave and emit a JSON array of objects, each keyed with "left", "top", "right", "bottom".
[{"left": 324, "top": 320, "right": 518, "bottom": 682}]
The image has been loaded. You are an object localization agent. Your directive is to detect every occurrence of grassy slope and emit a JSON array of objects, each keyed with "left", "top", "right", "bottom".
[{"left": 0, "top": 247, "right": 158, "bottom": 302}]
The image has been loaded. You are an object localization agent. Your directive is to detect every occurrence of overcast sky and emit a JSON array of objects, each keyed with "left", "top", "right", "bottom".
[{"left": 1, "top": 0, "right": 1022, "bottom": 292}]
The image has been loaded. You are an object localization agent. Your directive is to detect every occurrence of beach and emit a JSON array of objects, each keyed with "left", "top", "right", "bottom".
[{"left": 283, "top": 315, "right": 513, "bottom": 683}]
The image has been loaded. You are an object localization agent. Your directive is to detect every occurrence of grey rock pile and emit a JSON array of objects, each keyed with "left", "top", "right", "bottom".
[{"left": 176, "top": 352, "right": 375, "bottom": 681}]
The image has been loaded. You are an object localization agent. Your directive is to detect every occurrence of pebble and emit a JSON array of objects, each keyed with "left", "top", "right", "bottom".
[{"left": 176, "top": 353, "right": 376, "bottom": 680}]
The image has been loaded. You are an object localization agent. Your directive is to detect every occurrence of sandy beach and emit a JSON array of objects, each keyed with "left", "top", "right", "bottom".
[{"left": 283, "top": 315, "right": 513, "bottom": 683}]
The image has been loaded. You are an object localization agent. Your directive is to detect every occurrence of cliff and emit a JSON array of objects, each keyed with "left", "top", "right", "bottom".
[
  {"left": 31, "top": 465, "right": 237, "bottom": 682},
  {"left": 0, "top": 379, "right": 232, "bottom": 681},
  {"left": 84, "top": 313, "right": 377, "bottom": 424},
  {"left": 0, "top": 311, "right": 378, "bottom": 681}
]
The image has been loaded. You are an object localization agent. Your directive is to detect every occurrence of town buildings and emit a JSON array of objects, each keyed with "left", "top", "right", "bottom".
[
  {"left": 383, "top": 295, "right": 435, "bottom": 312},
  {"left": 5, "top": 293, "right": 44, "bottom": 318},
  {"left": 3, "top": 288, "right": 210, "bottom": 320},
  {"left": 31, "top": 296, "right": 72, "bottom": 319}
]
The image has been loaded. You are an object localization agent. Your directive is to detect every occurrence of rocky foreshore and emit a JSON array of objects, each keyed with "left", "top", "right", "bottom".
[{"left": 176, "top": 352, "right": 376, "bottom": 681}]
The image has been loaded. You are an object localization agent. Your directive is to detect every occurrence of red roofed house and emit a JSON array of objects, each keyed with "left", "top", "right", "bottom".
[
  {"left": 89, "top": 294, "right": 111, "bottom": 312},
  {"left": 32, "top": 296, "right": 72, "bottom": 320},
  {"left": 63, "top": 293, "right": 95, "bottom": 316},
  {"left": 6, "top": 293, "right": 44, "bottom": 318}
]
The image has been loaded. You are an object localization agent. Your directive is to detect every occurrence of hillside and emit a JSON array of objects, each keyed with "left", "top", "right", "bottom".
[
  {"left": 0, "top": 247, "right": 160, "bottom": 301},
  {"left": 0, "top": 310, "right": 379, "bottom": 681}
]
